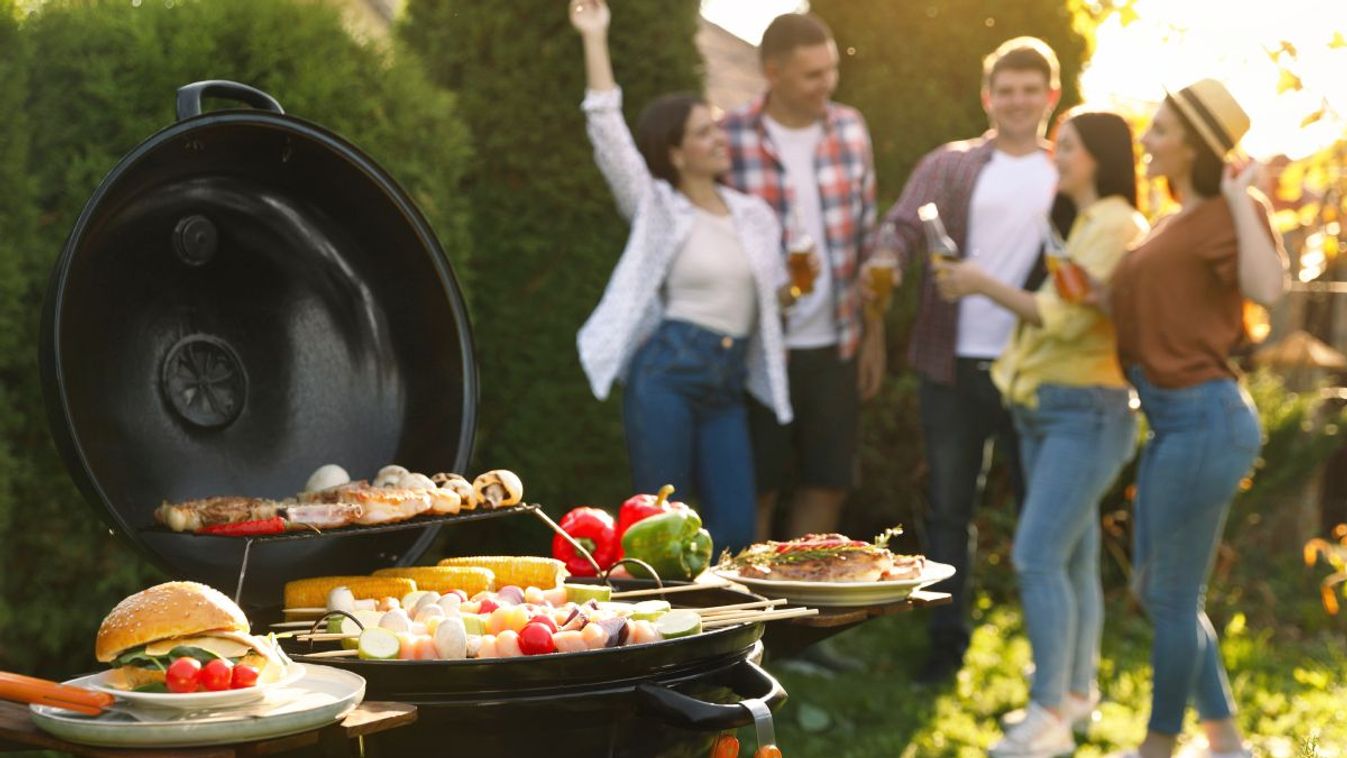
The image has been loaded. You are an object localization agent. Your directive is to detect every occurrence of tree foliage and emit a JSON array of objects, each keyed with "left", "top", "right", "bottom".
[{"left": 0, "top": 0, "right": 471, "bottom": 677}]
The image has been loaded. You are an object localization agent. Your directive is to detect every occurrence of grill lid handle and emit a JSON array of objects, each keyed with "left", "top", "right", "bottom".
[
  {"left": 176, "top": 80, "right": 285, "bottom": 121},
  {"left": 634, "top": 650, "right": 786, "bottom": 731}
]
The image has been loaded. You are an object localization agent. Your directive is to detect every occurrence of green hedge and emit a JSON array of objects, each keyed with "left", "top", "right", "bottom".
[
  {"left": 400, "top": 0, "right": 703, "bottom": 555},
  {"left": 0, "top": 0, "right": 471, "bottom": 678}
]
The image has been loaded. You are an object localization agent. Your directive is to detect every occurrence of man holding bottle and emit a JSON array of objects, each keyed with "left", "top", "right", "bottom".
[
  {"left": 721, "top": 12, "right": 882, "bottom": 543},
  {"left": 875, "top": 36, "right": 1062, "bottom": 683}
]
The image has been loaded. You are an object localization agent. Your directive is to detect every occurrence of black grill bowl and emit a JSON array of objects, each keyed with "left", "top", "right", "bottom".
[{"left": 39, "top": 82, "right": 477, "bottom": 603}]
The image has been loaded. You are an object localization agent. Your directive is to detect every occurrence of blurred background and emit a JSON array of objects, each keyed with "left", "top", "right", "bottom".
[{"left": 1, "top": 0, "right": 1345, "bottom": 753}]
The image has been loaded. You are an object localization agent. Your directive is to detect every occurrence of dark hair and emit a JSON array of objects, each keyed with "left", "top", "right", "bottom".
[
  {"left": 1163, "top": 96, "right": 1225, "bottom": 198},
  {"left": 760, "top": 13, "right": 832, "bottom": 63},
  {"left": 1049, "top": 109, "right": 1138, "bottom": 234},
  {"left": 634, "top": 93, "right": 705, "bottom": 186},
  {"left": 982, "top": 36, "right": 1059, "bottom": 90}
]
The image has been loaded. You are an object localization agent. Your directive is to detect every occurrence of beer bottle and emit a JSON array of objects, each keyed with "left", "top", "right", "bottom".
[
  {"left": 1044, "top": 218, "right": 1091, "bottom": 304},
  {"left": 917, "top": 203, "right": 959, "bottom": 265}
]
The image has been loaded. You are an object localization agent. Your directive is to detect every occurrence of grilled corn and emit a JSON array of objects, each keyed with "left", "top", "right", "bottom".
[
  {"left": 436, "top": 556, "right": 567, "bottom": 590},
  {"left": 283, "top": 575, "right": 416, "bottom": 609},
  {"left": 372, "top": 566, "right": 495, "bottom": 597}
]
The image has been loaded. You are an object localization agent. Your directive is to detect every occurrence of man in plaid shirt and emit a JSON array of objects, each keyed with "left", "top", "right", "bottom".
[
  {"left": 721, "top": 12, "right": 882, "bottom": 544},
  {"left": 876, "top": 37, "right": 1061, "bottom": 684}
]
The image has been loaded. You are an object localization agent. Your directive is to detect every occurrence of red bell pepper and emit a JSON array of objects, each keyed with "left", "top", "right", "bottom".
[
  {"left": 196, "top": 517, "right": 287, "bottom": 536},
  {"left": 551, "top": 507, "right": 619, "bottom": 576},
  {"left": 616, "top": 484, "right": 687, "bottom": 536}
]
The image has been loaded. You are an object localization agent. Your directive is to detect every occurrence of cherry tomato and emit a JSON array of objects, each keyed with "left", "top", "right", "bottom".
[
  {"left": 230, "top": 663, "right": 260, "bottom": 689},
  {"left": 711, "top": 733, "right": 740, "bottom": 758},
  {"left": 754, "top": 746, "right": 782, "bottom": 758},
  {"left": 517, "top": 621, "right": 556, "bottom": 655},
  {"left": 165, "top": 657, "right": 202, "bottom": 693},
  {"left": 200, "top": 658, "right": 234, "bottom": 691},
  {"left": 528, "top": 614, "right": 558, "bottom": 632}
]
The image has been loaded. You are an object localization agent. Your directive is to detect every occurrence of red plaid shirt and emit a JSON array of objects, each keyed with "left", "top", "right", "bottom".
[
  {"left": 876, "top": 134, "right": 998, "bottom": 384},
  {"left": 721, "top": 97, "right": 878, "bottom": 359}
]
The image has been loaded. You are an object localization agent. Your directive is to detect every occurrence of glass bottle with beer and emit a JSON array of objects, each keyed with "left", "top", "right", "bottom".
[
  {"left": 1043, "top": 219, "right": 1091, "bottom": 304},
  {"left": 917, "top": 203, "right": 959, "bottom": 265}
]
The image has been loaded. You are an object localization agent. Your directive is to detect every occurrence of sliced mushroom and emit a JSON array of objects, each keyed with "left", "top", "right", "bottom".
[
  {"left": 472, "top": 469, "right": 524, "bottom": 509},
  {"left": 304, "top": 464, "right": 351, "bottom": 493},
  {"left": 433, "top": 473, "right": 478, "bottom": 511},
  {"left": 374, "top": 465, "right": 410, "bottom": 488}
]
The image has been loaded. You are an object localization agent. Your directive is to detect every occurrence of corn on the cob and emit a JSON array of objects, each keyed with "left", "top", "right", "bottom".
[
  {"left": 372, "top": 566, "right": 495, "bottom": 597},
  {"left": 436, "top": 556, "right": 568, "bottom": 590},
  {"left": 283, "top": 575, "right": 416, "bottom": 609}
]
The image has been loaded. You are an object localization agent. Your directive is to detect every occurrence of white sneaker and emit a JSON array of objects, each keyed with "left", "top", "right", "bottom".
[
  {"left": 989, "top": 702, "right": 1075, "bottom": 758},
  {"left": 1002, "top": 690, "right": 1099, "bottom": 734},
  {"left": 1175, "top": 741, "right": 1254, "bottom": 758},
  {"left": 1061, "top": 690, "right": 1100, "bottom": 732}
]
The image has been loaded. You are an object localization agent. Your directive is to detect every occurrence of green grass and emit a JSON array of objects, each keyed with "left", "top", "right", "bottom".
[{"left": 738, "top": 559, "right": 1347, "bottom": 757}]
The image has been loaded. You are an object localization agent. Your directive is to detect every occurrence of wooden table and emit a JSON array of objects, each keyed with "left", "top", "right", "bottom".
[
  {"left": 760, "top": 589, "right": 952, "bottom": 659},
  {"left": 0, "top": 700, "right": 416, "bottom": 758}
]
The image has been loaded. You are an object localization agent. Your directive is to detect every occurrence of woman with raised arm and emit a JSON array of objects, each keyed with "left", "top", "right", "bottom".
[
  {"left": 570, "top": 0, "right": 798, "bottom": 554},
  {"left": 937, "top": 109, "right": 1147, "bottom": 757},
  {"left": 1104, "top": 80, "right": 1287, "bottom": 758}
]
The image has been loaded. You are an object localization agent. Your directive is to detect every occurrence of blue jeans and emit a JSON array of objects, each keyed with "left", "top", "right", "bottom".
[
  {"left": 1011, "top": 385, "right": 1137, "bottom": 709},
  {"left": 919, "top": 359, "right": 1026, "bottom": 660},
  {"left": 1128, "top": 366, "right": 1261, "bottom": 735},
  {"left": 623, "top": 320, "right": 756, "bottom": 553}
]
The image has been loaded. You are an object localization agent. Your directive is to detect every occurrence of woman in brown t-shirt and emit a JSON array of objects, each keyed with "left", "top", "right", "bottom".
[{"left": 1108, "top": 80, "right": 1287, "bottom": 758}]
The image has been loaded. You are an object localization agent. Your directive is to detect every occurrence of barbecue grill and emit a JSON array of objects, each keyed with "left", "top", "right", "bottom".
[{"left": 39, "top": 80, "right": 786, "bottom": 757}]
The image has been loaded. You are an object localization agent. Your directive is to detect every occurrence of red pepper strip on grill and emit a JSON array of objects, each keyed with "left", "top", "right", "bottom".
[
  {"left": 551, "top": 507, "right": 620, "bottom": 576},
  {"left": 196, "top": 516, "right": 287, "bottom": 536}
]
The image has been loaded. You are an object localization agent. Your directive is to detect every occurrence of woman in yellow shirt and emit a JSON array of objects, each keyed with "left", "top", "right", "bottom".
[{"left": 937, "top": 109, "right": 1147, "bottom": 756}]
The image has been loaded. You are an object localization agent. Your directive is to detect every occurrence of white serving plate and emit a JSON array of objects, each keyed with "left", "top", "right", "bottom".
[
  {"left": 713, "top": 560, "right": 956, "bottom": 607},
  {"left": 30, "top": 664, "right": 363, "bottom": 748},
  {"left": 85, "top": 661, "right": 306, "bottom": 710}
]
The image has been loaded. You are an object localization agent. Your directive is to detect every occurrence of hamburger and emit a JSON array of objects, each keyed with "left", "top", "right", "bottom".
[{"left": 96, "top": 581, "right": 287, "bottom": 691}]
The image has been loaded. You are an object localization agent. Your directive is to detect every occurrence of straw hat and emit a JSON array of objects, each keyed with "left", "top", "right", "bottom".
[{"left": 1165, "top": 78, "right": 1249, "bottom": 158}]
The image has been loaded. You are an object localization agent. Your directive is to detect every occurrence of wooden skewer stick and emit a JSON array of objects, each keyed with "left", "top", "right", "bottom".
[
  {"left": 282, "top": 632, "right": 356, "bottom": 642},
  {"left": 701, "top": 608, "right": 818, "bottom": 627},
  {"left": 270, "top": 620, "right": 324, "bottom": 629},
  {"left": 611, "top": 581, "right": 729, "bottom": 599},
  {"left": 694, "top": 599, "right": 787, "bottom": 616},
  {"left": 296, "top": 649, "right": 361, "bottom": 658}
]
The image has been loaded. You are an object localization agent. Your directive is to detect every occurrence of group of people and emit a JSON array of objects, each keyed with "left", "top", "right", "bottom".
[{"left": 569, "top": 3, "right": 1287, "bottom": 757}]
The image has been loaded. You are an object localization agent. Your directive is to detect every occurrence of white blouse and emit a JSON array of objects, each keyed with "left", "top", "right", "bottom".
[{"left": 576, "top": 87, "right": 792, "bottom": 423}]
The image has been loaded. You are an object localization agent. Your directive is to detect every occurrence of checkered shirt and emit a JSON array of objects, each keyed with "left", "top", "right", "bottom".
[{"left": 721, "top": 96, "right": 878, "bottom": 359}]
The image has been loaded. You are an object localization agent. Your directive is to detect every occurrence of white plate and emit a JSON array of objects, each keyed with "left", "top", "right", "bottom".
[
  {"left": 712, "top": 560, "right": 956, "bottom": 607},
  {"left": 30, "top": 664, "right": 364, "bottom": 748},
  {"left": 86, "top": 662, "right": 306, "bottom": 710}
]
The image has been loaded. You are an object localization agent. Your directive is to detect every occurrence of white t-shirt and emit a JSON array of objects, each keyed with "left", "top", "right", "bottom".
[
  {"left": 663, "top": 208, "right": 757, "bottom": 337},
  {"left": 956, "top": 149, "right": 1057, "bottom": 359},
  {"left": 763, "top": 115, "right": 837, "bottom": 349}
]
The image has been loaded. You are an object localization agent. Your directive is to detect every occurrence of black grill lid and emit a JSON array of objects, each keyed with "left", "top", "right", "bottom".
[{"left": 39, "top": 81, "right": 478, "bottom": 606}]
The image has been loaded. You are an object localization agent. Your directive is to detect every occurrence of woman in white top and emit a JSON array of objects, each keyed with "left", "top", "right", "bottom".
[{"left": 570, "top": 0, "right": 799, "bottom": 552}]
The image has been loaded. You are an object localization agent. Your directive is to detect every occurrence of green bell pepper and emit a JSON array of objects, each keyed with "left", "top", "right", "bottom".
[{"left": 619, "top": 508, "right": 714, "bottom": 581}]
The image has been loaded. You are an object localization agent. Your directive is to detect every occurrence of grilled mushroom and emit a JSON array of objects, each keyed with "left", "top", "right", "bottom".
[
  {"left": 374, "top": 465, "right": 410, "bottom": 488},
  {"left": 304, "top": 464, "right": 351, "bottom": 493},
  {"left": 472, "top": 469, "right": 524, "bottom": 509},
  {"left": 433, "top": 473, "right": 478, "bottom": 511}
]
